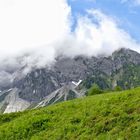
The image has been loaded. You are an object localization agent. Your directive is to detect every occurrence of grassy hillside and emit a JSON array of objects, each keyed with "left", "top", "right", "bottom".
[{"left": 0, "top": 88, "right": 140, "bottom": 140}]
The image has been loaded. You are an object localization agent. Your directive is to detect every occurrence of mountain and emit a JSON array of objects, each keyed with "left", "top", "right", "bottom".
[
  {"left": 0, "top": 87, "right": 140, "bottom": 139},
  {"left": 0, "top": 48, "right": 140, "bottom": 113}
]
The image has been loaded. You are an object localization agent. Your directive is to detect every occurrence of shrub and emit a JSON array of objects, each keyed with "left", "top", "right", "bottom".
[
  {"left": 114, "top": 86, "right": 122, "bottom": 91},
  {"left": 87, "top": 84, "right": 103, "bottom": 96}
]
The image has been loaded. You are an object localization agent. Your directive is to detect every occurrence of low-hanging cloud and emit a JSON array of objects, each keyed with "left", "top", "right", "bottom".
[
  {"left": 56, "top": 9, "right": 140, "bottom": 57},
  {"left": 0, "top": 0, "right": 140, "bottom": 78}
]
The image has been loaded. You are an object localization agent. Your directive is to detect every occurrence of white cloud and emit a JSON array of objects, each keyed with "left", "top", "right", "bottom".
[
  {"left": 121, "top": 0, "right": 140, "bottom": 5},
  {"left": 135, "top": 0, "right": 140, "bottom": 4},
  {"left": 56, "top": 9, "right": 140, "bottom": 57},
  {"left": 0, "top": 0, "right": 140, "bottom": 77},
  {"left": 0, "top": 0, "right": 71, "bottom": 59}
]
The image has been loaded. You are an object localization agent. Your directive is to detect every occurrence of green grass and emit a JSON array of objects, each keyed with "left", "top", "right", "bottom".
[{"left": 0, "top": 88, "right": 140, "bottom": 140}]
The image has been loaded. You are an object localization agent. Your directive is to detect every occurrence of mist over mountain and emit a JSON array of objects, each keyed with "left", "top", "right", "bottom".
[
  {"left": 0, "top": 48, "right": 140, "bottom": 113},
  {"left": 0, "top": 1, "right": 140, "bottom": 78}
]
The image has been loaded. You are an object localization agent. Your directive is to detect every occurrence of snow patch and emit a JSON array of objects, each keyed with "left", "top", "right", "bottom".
[{"left": 72, "top": 80, "right": 82, "bottom": 87}]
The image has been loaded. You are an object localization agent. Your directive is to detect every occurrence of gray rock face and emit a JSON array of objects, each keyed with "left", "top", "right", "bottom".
[
  {"left": 14, "top": 69, "right": 61, "bottom": 102},
  {"left": 13, "top": 56, "right": 96, "bottom": 102},
  {"left": 12, "top": 48, "right": 140, "bottom": 102},
  {"left": 35, "top": 81, "right": 85, "bottom": 108},
  {"left": 112, "top": 48, "right": 140, "bottom": 69},
  {"left": 0, "top": 88, "right": 30, "bottom": 113}
]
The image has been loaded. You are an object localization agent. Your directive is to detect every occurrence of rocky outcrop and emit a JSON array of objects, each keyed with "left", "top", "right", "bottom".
[
  {"left": 0, "top": 88, "right": 30, "bottom": 113},
  {"left": 35, "top": 81, "right": 85, "bottom": 108}
]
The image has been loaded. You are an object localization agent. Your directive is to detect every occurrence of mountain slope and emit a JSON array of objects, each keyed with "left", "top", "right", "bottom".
[
  {"left": 0, "top": 87, "right": 140, "bottom": 140},
  {"left": 0, "top": 48, "right": 140, "bottom": 113}
]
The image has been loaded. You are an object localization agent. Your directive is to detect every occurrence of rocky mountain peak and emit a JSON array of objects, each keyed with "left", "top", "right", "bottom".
[{"left": 0, "top": 48, "right": 140, "bottom": 113}]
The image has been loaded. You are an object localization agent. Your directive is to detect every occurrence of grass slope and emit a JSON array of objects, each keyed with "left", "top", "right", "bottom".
[{"left": 0, "top": 88, "right": 140, "bottom": 140}]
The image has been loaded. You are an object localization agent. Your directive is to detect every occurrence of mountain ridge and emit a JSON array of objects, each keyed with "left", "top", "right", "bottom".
[{"left": 0, "top": 48, "right": 140, "bottom": 113}]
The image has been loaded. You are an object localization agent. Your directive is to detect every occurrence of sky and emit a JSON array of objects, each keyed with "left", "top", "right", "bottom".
[
  {"left": 68, "top": 0, "right": 140, "bottom": 42},
  {"left": 0, "top": 0, "right": 140, "bottom": 71}
]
